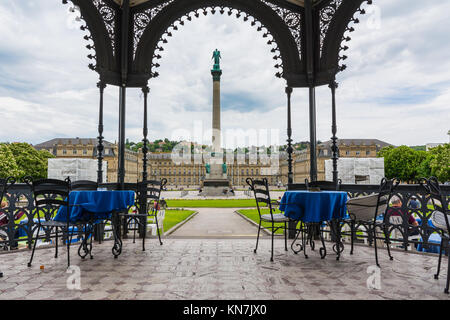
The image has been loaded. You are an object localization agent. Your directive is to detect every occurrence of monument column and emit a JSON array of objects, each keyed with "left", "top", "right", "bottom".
[
  {"left": 211, "top": 49, "right": 222, "bottom": 155},
  {"left": 200, "top": 49, "right": 232, "bottom": 196}
]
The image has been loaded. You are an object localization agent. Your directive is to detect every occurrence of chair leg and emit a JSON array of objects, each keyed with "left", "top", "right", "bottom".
[
  {"left": 350, "top": 221, "right": 355, "bottom": 255},
  {"left": 55, "top": 228, "right": 58, "bottom": 259},
  {"left": 384, "top": 225, "right": 394, "bottom": 261},
  {"left": 284, "top": 222, "right": 288, "bottom": 251},
  {"left": 67, "top": 226, "right": 75, "bottom": 269},
  {"left": 142, "top": 218, "right": 146, "bottom": 251},
  {"left": 373, "top": 225, "right": 380, "bottom": 267},
  {"left": 434, "top": 238, "right": 444, "bottom": 280},
  {"left": 89, "top": 224, "right": 94, "bottom": 259},
  {"left": 445, "top": 244, "right": 450, "bottom": 294},
  {"left": 28, "top": 225, "right": 41, "bottom": 267},
  {"left": 254, "top": 221, "right": 261, "bottom": 254},
  {"left": 155, "top": 214, "right": 163, "bottom": 246},
  {"left": 270, "top": 222, "right": 274, "bottom": 262},
  {"left": 132, "top": 218, "right": 137, "bottom": 244},
  {"left": 302, "top": 223, "right": 308, "bottom": 259}
]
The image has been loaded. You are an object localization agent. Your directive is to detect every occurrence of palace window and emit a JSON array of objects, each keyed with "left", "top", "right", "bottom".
[
  {"left": 63, "top": 149, "right": 67, "bottom": 155},
  {"left": 73, "top": 149, "right": 77, "bottom": 155}
]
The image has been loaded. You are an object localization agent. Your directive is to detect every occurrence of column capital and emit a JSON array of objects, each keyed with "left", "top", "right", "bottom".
[{"left": 211, "top": 69, "right": 222, "bottom": 82}]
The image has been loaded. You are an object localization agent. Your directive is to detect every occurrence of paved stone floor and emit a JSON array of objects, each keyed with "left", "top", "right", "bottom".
[
  {"left": 1, "top": 238, "right": 449, "bottom": 300},
  {"left": 169, "top": 208, "right": 266, "bottom": 238}
]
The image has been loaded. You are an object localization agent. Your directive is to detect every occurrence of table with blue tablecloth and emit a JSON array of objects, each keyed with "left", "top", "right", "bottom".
[
  {"left": 54, "top": 190, "right": 135, "bottom": 258},
  {"left": 279, "top": 191, "right": 348, "bottom": 223},
  {"left": 54, "top": 190, "right": 135, "bottom": 223},
  {"left": 279, "top": 190, "right": 348, "bottom": 259}
]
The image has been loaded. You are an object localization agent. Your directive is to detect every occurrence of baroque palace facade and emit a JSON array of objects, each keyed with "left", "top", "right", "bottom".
[{"left": 34, "top": 138, "right": 392, "bottom": 187}]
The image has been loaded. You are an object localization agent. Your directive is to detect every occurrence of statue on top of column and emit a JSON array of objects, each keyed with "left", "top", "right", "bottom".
[{"left": 212, "top": 49, "right": 221, "bottom": 70}]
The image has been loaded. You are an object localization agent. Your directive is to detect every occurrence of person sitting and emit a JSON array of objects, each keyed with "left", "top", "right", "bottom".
[{"left": 387, "top": 197, "right": 419, "bottom": 237}]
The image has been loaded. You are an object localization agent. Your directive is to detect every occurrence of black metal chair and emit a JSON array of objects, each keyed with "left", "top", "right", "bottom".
[
  {"left": 346, "top": 178, "right": 398, "bottom": 267},
  {"left": 0, "top": 176, "right": 15, "bottom": 278},
  {"left": 304, "top": 179, "right": 341, "bottom": 191},
  {"left": 27, "top": 178, "right": 84, "bottom": 268},
  {"left": 119, "top": 178, "right": 167, "bottom": 251},
  {"left": 420, "top": 177, "right": 450, "bottom": 294},
  {"left": 246, "top": 177, "right": 290, "bottom": 262},
  {"left": 71, "top": 180, "right": 98, "bottom": 191}
]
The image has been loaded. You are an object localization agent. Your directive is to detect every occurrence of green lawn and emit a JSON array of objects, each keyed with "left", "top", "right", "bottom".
[
  {"left": 166, "top": 199, "right": 258, "bottom": 208},
  {"left": 160, "top": 209, "right": 196, "bottom": 232},
  {"left": 237, "top": 208, "right": 287, "bottom": 235}
]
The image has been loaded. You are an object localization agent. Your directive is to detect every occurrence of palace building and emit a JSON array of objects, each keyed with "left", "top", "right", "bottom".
[{"left": 34, "top": 138, "right": 392, "bottom": 187}]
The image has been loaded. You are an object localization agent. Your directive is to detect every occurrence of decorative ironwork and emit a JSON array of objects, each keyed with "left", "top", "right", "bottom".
[
  {"left": 336, "top": 0, "right": 373, "bottom": 73},
  {"left": 319, "top": 0, "right": 343, "bottom": 55},
  {"left": 93, "top": 0, "right": 117, "bottom": 55},
  {"left": 133, "top": 1, "right": 175, "bottom": 59},
  {"left": 261, "top": 0, "right": 302, "bottom": 57},
  {"left": 131, "top": 2, "right": 287, "bottom": 79}
]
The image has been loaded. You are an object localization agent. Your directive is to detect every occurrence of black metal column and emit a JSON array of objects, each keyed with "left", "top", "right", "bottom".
[
  {"left": 309, "top": 86, "right": 318, "bottom": 182},
  {"left": 117, "top": 0, "right": 130, "bottom": 189},
  {"left": 118, "top": 86, "right": 126, "bottom": 188},
  {"left": 330, "top": 81, "right": 339, "bottom": 184},
  {"left": 304, "top": 0, "right": 318, "bottom": 182},
  {"left": 142, "top": 86, "right": 149, "bottom": 182},
  {"left": 286, "top": 86, "right": 297, "bottom": 239},
  {"left": 97, "top": 81, "right": 106, "bottom": 184},
  {"left": 286, "top": 86, "right": 293, "bottom": 185}
]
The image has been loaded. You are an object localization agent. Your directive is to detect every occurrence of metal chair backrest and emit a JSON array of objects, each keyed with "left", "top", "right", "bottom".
[
  {"left": 246, "top": 178, "right": 274, "bottom": 219},
  {"left": 376, "top": 177, "right": 399, "bottom": 222},
  {"left": 305, "top": 179, "right": 342, "bottom": 191},
  {"left": 138, "top": 179, "right": 167, "bottom": 215},
  {"left": 31, "top": 178, "right": 71, "bottom": 223},
  {"left": 420, "top": 177, "right": 449, "bottom": 232},
  {"left": 71, "top": 180, "right": 98, "bottom": 191}
]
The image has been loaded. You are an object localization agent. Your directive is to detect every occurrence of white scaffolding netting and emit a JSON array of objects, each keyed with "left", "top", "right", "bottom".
[
  {"left": 325, "top": 158, "right": 385, "bottom": 184},
  {"left": 48, "top": 158, "right": 107, "bottom": 182}
]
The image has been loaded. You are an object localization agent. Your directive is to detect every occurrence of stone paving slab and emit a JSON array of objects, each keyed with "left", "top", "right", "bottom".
[
  {"left": 0, "top": 238, "right": 449, "bottom": 300},
  {"left": 169, "top": 208, "right": 265, "bottom": 238}
]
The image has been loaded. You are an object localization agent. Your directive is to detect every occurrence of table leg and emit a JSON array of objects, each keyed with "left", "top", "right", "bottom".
[
  {"left": 290, "top": 222, "right": 308, "bottom": 259},
  {"left": 77, "top": 223, "right": 93, "bottom": 260},
  {"left": 330, "top": 219, "right": 344, "bottom": 260},
  {"left": 318, "top": 223, "right": 327, "bottom": 259},
  {"left": 111, "top": 212, "right": 122, "bottom": 258}
]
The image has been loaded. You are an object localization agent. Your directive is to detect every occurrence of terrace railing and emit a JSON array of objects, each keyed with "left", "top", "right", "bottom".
[{"left": 1, "top": 181, "right": 449, "bottom": 253}]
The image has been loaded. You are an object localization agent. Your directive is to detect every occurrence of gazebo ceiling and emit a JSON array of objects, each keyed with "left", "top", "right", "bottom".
[
  {"left": 67, "top": 0, "right": 371, "bottom": 87},
  {"left": 112, "top": 0, "right": 313, "bottom": 7}
]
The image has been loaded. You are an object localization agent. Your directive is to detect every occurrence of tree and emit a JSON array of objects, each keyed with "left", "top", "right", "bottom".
[
  {"left": 0, "top": 144, "right": 23, "bottom": 178},
  {"left": 0, "top": 143, "right": 54, "bottom": 180},
  {"left": 422, "top": 144, "right": 450, "bottom": 183},
  {"left": 377, "top": 145, "right": 425, "bottom": 182}
]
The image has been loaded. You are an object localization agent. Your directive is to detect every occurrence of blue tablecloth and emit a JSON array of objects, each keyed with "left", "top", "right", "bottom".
[
  {"left": 54, "top": 190, "right": 135, "bottom": 223},
  {"left": 417, "top": 233, "right": 442, "bottom": 254},
  {"left": 279, "top": 191, "right": 348, "bottom": 223}
]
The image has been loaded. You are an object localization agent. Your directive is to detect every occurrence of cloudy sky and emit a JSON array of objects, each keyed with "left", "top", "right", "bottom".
[{"left": 0, "top": 0, "right": 449, "bottom": 148}]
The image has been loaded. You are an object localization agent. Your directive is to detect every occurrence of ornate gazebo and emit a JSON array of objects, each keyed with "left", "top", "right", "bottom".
[{"left": 61, "top": 0, "right": 373, "bottom": 187}]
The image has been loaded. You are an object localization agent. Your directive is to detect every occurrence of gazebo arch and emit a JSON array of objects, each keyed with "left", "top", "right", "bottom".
[{"left": 62, "top": 0, "right": 372, "bottom": 187}]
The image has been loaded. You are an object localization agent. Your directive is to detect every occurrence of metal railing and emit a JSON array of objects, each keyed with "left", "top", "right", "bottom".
[{"left": 1, "top": 181, "right": 449, "bottom": 253}]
